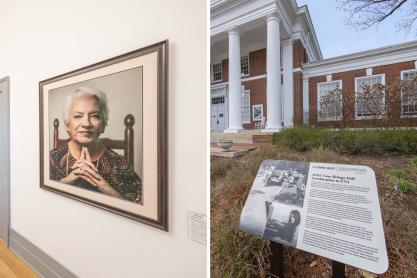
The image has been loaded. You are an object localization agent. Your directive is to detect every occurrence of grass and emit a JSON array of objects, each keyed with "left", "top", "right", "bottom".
[
  {"left": 388, "top": 168, "right": 416, "bottom": 193},
  {"left": 211, "top": 145, "right": 417, "bottom": 277}
]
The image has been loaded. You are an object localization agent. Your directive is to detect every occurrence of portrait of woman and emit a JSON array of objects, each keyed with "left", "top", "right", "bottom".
[
  {"left": 263, "top": 208, "right": 301, "bottom": 246},
  {"left": 49, "top": 87, "right": 142, "bottom": 204}
]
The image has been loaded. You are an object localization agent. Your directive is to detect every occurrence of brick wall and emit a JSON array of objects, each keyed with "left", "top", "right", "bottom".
[
  {"left": 293, "top": 39, "right": 307, "bottom": 68},
  {"left": 293, "top": 71, "right": 303, "bottom": 125},
  {"left": 211, "top": 48, "right": 266, "bottom": 85},
  {"left": 249, "top": 48, "right": 266, "bottom": 76},
  {"left": 309, "top": 60, "right": 417, "bottom": 127},
  {"left": 242, "top": 78, "right": 267, "bottom": 129},
  {"left": 293, "top": 40, "right": 307, "bottom": 124}
]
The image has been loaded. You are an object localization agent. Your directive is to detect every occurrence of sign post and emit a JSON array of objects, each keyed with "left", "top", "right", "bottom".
[
  {"left": 240, "top": 160, "right": 388, "bottom": 276},
  {"left": 270, "top": 241, "right": 284, "bottom": 277},
  {"left": 332, "top": 261, "right": 345, "bottom": 278}
]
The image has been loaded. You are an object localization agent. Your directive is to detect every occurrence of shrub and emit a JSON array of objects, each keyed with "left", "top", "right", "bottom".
[
  {"left": 273, "top": 127, "right": 417, "bottom": 155},
  {"left": 273, "top": 126, "right": 331, "bottom": 152}
]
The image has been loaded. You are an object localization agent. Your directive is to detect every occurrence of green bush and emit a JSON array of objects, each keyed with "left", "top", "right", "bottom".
[
  {"left": 273, "top": 126, "right": 331, "bottom": 152},
  {"left": 273, "top": 127, "right": 417, "bottom": 155}
]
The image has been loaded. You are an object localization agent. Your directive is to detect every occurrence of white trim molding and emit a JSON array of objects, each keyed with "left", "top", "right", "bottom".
[
  {"left": 10, "top": 229, "right": 78, "bottom": 278},
  {"left": 304, "top": 40, "right": 417, "bottom": 78},
  {"left": 211, "top": 73, "right": 267, "bottom": 88}
]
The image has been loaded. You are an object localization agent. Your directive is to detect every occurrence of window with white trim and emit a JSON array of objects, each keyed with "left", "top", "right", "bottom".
[
  {"left": 401, "top": 70, "right": 417, "bottom": 117},
  {"left": 317, "top": 81, "right": 342, "bottom": 121},
  {"left": 241, "top": 90, "right": 250, "bottom": 123},
  {"left": 212, "top": 63, "right": 222, "bottom": 82},
  {"left": 240, "top": 55, "right": 249, "bottom": 76},
  {"left": 355, "top": 74, "right": 385, "bottom": 119}
]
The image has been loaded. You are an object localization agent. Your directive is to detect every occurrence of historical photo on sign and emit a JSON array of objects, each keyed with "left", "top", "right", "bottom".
[
  {"left": 40, "top": 41, "right": 168, "bottom": 230},
  {"left": 240, "top": 160, "right": 308, "bottom": 246},
  {"left": 252, "top": 160, "right": 309, "bottom": 208},
  {"left": 263, "top": 203, "right": 301, "bottom": 247}
]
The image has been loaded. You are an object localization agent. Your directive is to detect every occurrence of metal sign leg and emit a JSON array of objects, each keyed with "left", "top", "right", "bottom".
[
  {"left": 332, "top": 260, "right": 345, "bottom": 278},
  {"left": 270, "top": 241, "right": 284, "bottom": 277}
]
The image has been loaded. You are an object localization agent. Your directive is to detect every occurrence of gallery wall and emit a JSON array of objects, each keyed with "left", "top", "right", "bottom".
[{"left": 0, "top": 0, "right": 207, "bottom": 277}]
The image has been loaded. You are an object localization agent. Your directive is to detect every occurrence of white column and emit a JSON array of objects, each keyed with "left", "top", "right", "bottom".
[
  {"left": 303, "top": 77, "right": 309, "bottom": 124},
  {"left": 264, "top": 14, "right": 282, "bottom": 132},
  {"left": 225, "top": 28, "right": 243, "bottom": 133},
  {"left": 283, "top": 39, "right": 294, "bottom": 127}
]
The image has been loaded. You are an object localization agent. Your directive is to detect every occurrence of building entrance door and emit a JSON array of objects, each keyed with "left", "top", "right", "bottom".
[
  {"left": 211, "top": 96, "right": 226, "bottom": 132},
  {"left": 0, "top": 77, "right": 10, "bottom": 245}
]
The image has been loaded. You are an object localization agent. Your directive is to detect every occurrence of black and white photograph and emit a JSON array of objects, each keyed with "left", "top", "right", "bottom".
[
  {"left": 240, "top": 160, "right": 308, "bottom": 246},
  {"left": 239, "top": 197, "right": 269, "bottom": 237},
  {"left": 252, "top": 104, "right": 263, "bottom": 122},
  {"left": 263, "top": 202, "right": 301, "bottom": 247},
  {"left": 251, "top": 160, "right": 309, "bottom": 208}
]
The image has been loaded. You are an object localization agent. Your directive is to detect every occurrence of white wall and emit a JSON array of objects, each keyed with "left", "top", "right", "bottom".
[{"left": 0, "top": 0, "right": 207, "bottom": 277}]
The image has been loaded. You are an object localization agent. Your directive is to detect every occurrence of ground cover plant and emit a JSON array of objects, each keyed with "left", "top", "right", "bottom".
[{"left": 211, "top": 145, "right": 417, "bottom": 277}]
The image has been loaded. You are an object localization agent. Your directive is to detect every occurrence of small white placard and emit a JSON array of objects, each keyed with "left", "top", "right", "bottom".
[{"left": 239, "top": 160, "right": 388, "bottom": 274}]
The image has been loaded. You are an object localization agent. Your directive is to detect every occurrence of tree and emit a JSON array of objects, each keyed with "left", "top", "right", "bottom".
[{"left": 338, "top": 0, "right": 417, "bottom": 35}]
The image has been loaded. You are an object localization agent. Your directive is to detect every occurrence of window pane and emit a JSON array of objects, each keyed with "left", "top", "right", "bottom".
[
  {"left": 241, "top": 91, "right": 250, "bottom": 122},
  {"left": 213, "top": 63, "right": 222, "bottom": 81},
  {"left": 240, "top": 56, "right": 249, "bottom": 76},
  {"left": 317, "top": 81, "right": 342, "bottom": 121},
  {"left": 402, "top": 70, "right": 417, "bottom": 117},
  {"left": 355, "top": 75, "right": 384, "bottom": 118}
]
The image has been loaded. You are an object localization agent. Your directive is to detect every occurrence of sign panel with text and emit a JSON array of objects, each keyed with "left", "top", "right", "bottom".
[{"left": 239, "top": 160, "right": 388, "bottom": 274}]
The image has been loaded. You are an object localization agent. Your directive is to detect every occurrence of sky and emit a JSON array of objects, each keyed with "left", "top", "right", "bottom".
[{"left": 296, "top": 0, "right": 416, "bottom": 59}]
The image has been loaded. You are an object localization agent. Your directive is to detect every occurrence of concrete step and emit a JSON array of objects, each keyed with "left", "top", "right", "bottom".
[
  {"left": 253, "top": 134, "right": 273, "bottom": 144},
  {"left": 211, "top": 132, "right": 273, "bottom": 144},
  {"left": 211, "top": 133, "right": 253, "bottom": 144}
]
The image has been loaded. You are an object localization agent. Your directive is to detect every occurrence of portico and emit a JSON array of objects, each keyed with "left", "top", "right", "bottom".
[{"left": 210, "top": 0, "right": 322, "bottom": 133}]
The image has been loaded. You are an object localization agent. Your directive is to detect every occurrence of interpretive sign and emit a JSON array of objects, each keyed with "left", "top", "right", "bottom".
[{"left": 239, "top": 160, "right": 388, "bottom": 274}]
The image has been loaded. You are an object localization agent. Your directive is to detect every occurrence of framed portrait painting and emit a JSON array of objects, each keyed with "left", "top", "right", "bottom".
[{"left": 39, "top": 41, "right": 168, "bottom": 231}]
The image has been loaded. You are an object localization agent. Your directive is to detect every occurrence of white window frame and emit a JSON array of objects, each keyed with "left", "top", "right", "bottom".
[
  {"left": 317, "top": 80, "right": 343, "bottom": 122},
  {"left": 212, "top": 63, "right": 222, "bottom": 82},
  {"left": 240, "top": 55, "right": 249, "bottom": 77},
  {"left": 241, "top": 89, "right": 251, "bottom": 124},
  {"left": 400, "top": 69, "right": 417, "bottom": 118},
  {"left": 252, "top": 104, "right": 263, "bottom": 122},
  {"left": 354, "top": 74, "right": 385, "bottom": 120}
]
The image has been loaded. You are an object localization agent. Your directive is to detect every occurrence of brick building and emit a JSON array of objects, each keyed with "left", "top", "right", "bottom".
[{"left": 210, "top": 0, "right": 417, "bottom": 132}]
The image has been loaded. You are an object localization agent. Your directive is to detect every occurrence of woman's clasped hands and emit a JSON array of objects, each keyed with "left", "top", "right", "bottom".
[{"left": 60, "top": 147, "right": 121, "bottom": 198}]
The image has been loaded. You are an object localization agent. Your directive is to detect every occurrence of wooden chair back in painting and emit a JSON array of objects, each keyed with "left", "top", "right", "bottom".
[{"left": 53, "top": 114, "right": 135, "bottom": 168}]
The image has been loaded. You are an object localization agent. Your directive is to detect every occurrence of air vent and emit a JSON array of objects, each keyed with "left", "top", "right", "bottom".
[{"left": 188, "top": 212, "right": 207, "bottom": 244}]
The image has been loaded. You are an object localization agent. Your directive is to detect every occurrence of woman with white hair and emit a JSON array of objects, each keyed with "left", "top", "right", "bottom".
[{"left": 49, "top": 87, "right": 142, "bottom": 204}]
